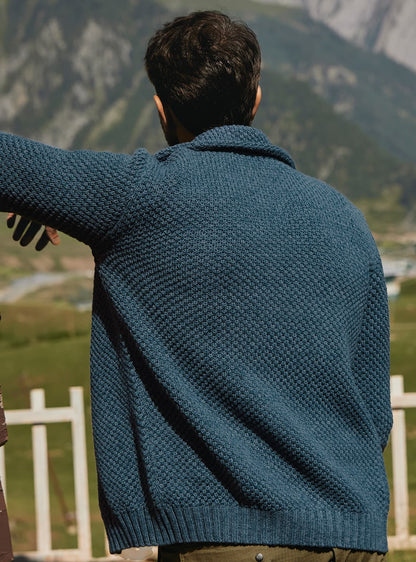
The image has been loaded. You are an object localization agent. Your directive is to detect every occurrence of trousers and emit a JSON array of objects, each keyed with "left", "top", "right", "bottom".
[
  {"left": 0, "top": 389, "right": 13, "bottom": 562},
  {"left": 0, "top": 479, "right": 13, "bottom": 562},
  {"left": 158, "top": 544, "right": 386, "bottom": 562}
]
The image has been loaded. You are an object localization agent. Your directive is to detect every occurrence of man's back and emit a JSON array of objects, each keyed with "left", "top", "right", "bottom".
[
  {"left": 0, "top": 123, "right": 391, "bottom": 554},
  {"left": 81, "top": 126, "right": 391, "bottom": 553}
]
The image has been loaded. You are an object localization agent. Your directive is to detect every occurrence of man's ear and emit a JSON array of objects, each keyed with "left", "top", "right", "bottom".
[
  {"left": 153, "top": 95, "right": 195, "bottom": 144},
  {"left": 154, "top": 95, "right": 168, "bottom": 128},
  {"left": 251, "top": 85, "right": 262, "bottom": 119}
]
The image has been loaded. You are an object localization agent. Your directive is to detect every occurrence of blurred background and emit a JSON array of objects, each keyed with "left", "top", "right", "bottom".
[{"left": 0, "top": 0, "right": 415, "bottom": 559}]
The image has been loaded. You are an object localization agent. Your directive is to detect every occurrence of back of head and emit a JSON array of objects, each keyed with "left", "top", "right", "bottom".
[{"left": 145, "top": 11, "right": 261, "bottom": 136}]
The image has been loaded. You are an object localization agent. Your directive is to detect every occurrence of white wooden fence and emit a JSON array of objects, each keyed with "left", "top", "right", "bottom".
[
  {"left": 0, "top": 387, "right": 92, "bottom": 561},
  {"left": 0, "top": 378, "right": 415, "bottom": 558}
]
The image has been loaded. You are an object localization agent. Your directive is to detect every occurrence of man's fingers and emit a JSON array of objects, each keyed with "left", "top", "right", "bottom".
[
  {"left": 35, "top": 230, "right": 51, "bottom": 252},
  {"left": 7, "top": 213, "right": 16, "bottom": 228},
  {"left": 20, "top": 222, "right": 43, "bottom": 246},
  {"left": 12, "top": 216, "right": 31, "bottom": 240},
  {"left": 7, "top": 214, "right": 60, "bottom": 249},
  {"left": 45, "top": 226, "right": 60, "bottom": 246}
]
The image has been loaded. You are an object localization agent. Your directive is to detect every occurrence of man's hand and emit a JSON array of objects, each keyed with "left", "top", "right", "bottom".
[{"left": 7, "top": 213, "right": 60, "bottom": 251}]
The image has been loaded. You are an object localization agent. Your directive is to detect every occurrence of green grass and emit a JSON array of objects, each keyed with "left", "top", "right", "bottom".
[
  {"left": 0, "top": 229, "right": 93, "bottom": 282},
  {"left": 1, "top": 279, "right": 416, "bottom": 557},
  {"left": 0, "top": 303, "right": 106, "bottom": 555},
  {"left": 388, "top": 553, "right": 416, "bottom": 561},
  {"left": 388, "top": 280, "right": 416, "bottom": 550}
]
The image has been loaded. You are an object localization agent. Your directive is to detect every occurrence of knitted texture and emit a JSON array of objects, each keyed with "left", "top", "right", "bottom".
[{"left": 0, "top": 126, "right": 392, "bottom": 553}]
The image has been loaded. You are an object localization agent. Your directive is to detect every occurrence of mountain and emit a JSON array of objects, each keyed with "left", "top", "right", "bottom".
[
  {"left": 257, "top": 0, "right": 416, "bottom": 75},
  {"left": 0, "top": 0, "right": 415, "bottom": 233},
  {"left": 0, "top": 0, "right": 166, "bottom": 151}
]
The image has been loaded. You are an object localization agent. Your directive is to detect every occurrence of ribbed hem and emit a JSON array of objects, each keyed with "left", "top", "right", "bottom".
[{"left": 104, "top": 506, "right": 388, "bottom": 554}]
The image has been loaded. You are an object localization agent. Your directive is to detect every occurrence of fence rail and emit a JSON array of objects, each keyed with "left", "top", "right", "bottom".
[{"left": 0, "top": 378, "right": 415, "bottom": 558}]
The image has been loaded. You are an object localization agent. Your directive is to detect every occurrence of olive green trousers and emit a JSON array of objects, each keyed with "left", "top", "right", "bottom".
[{"left": 158, "top": 544, "right": 386, "bottom": 562}]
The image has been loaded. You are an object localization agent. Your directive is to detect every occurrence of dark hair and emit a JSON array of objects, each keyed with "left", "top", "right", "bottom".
[{"left": 145, "top": 11, "right": 261, "bottom": 136}]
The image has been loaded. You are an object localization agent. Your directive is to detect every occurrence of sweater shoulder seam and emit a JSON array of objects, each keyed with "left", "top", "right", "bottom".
[{"left": 91, "top": 149, "right": 150, "bottom": 256}]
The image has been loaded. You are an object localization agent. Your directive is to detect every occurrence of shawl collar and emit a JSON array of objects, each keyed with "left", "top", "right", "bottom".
[{"left": 189, "top": 125, "right": 296, "bottom": 169}]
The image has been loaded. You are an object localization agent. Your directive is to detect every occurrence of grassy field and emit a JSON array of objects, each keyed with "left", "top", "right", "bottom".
[
  {"left": 0, "top": 302, "right": 104, "bottom": 553},
  {"left": 1, "top": 279, "right": 416, "bottom": 559},
  {"left": 387, "top": 279, "right": 416, "bottom": 561}
]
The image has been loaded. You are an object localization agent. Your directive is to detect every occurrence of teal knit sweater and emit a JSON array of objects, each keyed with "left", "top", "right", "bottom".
[{"left": 0, "top": 126, "right": 392, "bottom": 553}]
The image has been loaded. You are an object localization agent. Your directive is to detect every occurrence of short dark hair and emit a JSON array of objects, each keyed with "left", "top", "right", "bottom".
[{"left": 145, "top": 11, "right": 261, "bottom": 136}]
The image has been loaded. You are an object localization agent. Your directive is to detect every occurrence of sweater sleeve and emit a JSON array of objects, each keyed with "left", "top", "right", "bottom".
[
  {"left": 351, "top": 209, "right": 392, "bottom": 451},
  {"left": 0, "top": 131, "right": 136, "bottom": 247}
]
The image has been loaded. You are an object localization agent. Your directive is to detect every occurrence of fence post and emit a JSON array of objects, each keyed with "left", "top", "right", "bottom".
[
  {"left": 31, "top": 388, "right": 52, "bottom": 553},
  {"left": 390, "top": 375, "right": 409, "bottom": 539}
]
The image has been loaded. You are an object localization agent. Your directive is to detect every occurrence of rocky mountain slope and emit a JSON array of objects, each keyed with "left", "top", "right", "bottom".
[
  {"left": 259, "top": 0, "right": 416, "bottom": 74},
  {"left": 0, "top": 0, "right": 415, "bottom": 232}
]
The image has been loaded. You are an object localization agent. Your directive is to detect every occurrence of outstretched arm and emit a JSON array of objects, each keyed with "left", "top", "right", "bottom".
[{"left": 0, "top": 131, "right": 135, "bottom": 248}]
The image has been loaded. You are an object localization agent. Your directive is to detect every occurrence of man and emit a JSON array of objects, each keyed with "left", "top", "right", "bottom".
[{"left": 1, "top": 11, "right": 392, "bottom": 562}]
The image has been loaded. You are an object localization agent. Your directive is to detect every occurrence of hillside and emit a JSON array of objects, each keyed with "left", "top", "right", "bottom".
[
  {"left": 256, "top": 69, "right": 410, "bottom": 230},
  {"left": 0, "top": 0, "right": 415, "bottom": 233},
  {"left": 261, "top": 0, "right": 416, "bottom": 74}
]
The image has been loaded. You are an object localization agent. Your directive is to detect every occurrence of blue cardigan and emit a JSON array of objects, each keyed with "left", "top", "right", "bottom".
[{"left": 0, "top": 126, "right": 392, "bottom": 553}]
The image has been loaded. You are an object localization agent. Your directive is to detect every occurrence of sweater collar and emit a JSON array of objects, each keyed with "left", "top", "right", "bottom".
[{"left": 188, "top": 126, "right": 296, "bottom": 169}]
